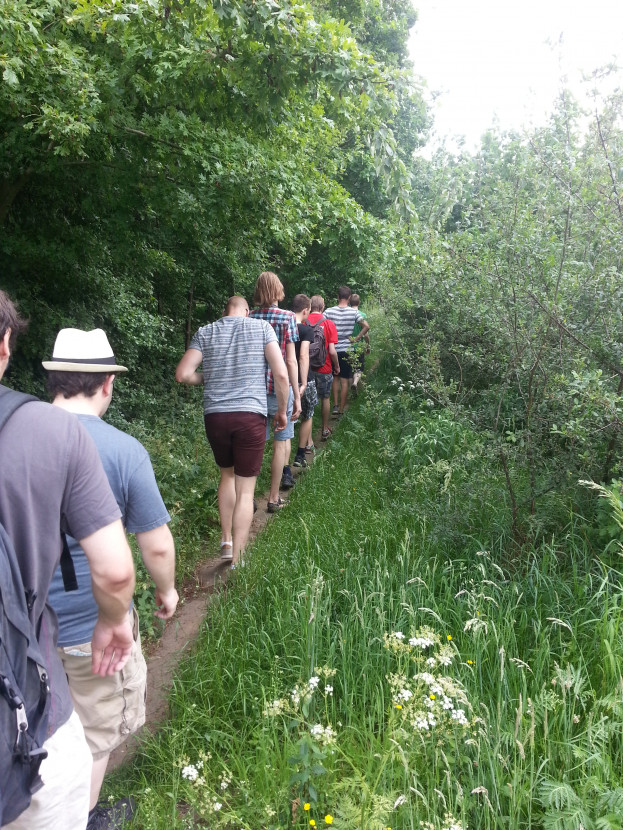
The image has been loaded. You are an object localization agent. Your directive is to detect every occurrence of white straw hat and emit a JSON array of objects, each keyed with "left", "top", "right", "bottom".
[{"left": 42, "top": 328, "right": 128, "bottom": 373}]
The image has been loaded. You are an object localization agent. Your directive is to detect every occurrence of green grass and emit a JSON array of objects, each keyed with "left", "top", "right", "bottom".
[{"left": 109, "top": 346, "right": 623, "bottom": 830}]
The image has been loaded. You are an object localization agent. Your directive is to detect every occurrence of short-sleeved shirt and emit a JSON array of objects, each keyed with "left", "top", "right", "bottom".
[
  {"left": 249, "top": 306, "right": 298, "bottom": 394},
  {"left": 296, "top": 322, "right": 315, "bottom": 384},
  {"left": 49, "top": 414, "right": 171, "bottom": 647},
  {"left": 190, "top": 316, "right": 277, "bottom": 414},
  {"left": 324, "top": 305, "right": 363, "bottom": 353},
  {"left": 307, "top": 313, "right": 338, "bottom": 374},
  {"left": 0, "top": 391, "right": 121, "bottom": 734},
  {"left": 352, "top": 310, "right": 368, "bottom": 339}
]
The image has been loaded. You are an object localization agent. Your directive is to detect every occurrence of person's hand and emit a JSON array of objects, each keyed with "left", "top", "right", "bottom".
[
  {"left": 91, "top": 614, "right": 134, "bottom": 676},
  {"left": 333, "top": 365, "right": 340, "bottom": 375},
  {"left": 291, "top": 398, "right": 302, "bottom": 421},
  {"left": 154, "top": 587, "right": 179, "bottom": 620},
  {"left": 273, "top": 411, "right": 288, "bottom": 432},
  {"left": 366, "top": 346, "right": 371, "bottom": 355}
]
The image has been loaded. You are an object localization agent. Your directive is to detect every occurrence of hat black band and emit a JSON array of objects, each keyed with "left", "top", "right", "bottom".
[{"left": 50, "top": 356, "right": 117, "bottom": 365}]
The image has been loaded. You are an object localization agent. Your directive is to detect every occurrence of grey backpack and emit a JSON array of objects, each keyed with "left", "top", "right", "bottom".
[{"left": 0, "top": 389, "right": 50, "bottom": 826}]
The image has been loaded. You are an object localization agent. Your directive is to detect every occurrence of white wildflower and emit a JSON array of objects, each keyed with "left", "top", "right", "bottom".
[
  {"left": 309, "top": 676, "right": 321, "bottom": 690},
  {"left": 182, "top": 765, "right": 198, "bottom": 781}
]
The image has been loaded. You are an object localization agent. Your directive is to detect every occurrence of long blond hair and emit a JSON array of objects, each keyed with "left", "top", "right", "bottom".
[{"left": 253, "top": 271, "right": 284, "bottom": 307}]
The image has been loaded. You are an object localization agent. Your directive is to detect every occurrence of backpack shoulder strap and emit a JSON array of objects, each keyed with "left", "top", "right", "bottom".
[
  {"left": 0, "top": 386, "right": 38, "bottom": 431},
  {"left": 0, "top": 388, "right": 78, "bottom": 592}
]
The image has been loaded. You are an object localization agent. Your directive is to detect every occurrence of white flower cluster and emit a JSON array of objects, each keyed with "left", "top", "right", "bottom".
[
  {"left": 410, "top": 635, "right": 434, "bottom": 649},
  {"left": 309, "top": 723, "right": 336, "bottom": 745},
  {"left": 182, "top": 765, "right": 199, "bottom": 781},
  {"left": 390, "top": 377, "right": 416, "bottom": 394},
  {"left": 420, "top": 813, "right": 466, "bottom": 830},
  {"left": 387, "top": 626, "right": 472, "bottom": 739}
]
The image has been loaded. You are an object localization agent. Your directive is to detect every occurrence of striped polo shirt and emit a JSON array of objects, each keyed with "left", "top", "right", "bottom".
[
  {"left": 323, "top": 305, "right": 364, "bottom": 353},
  {"left": 190, "top": 316, "right": 277, "bottom": 415}
]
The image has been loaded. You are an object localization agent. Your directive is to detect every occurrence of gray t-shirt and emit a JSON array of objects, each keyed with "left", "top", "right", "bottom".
[
  {"left": 324, "top": 305, "right": 363, "bottom": 353},
  {"left": 190, "top": 316, "right": 277, "bottom": 415},
  {"left": 0, "top": 392, "right": 121, "bottom": 734},
  {"left": 49, "top": 414, "right": 170, "bottom": 647}
]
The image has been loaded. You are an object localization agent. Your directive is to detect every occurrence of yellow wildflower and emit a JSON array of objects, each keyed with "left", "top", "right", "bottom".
[
  {"left": 325, "top": 816, "right": 334, "bottom": 825},
  {"left": 304, "top": 803, "right": 311, "bottom": 811}
]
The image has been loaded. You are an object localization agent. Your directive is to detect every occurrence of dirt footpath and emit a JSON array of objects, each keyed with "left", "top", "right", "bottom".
[{"left": 108, "top": 414, "right": 340, "bottom": 770}]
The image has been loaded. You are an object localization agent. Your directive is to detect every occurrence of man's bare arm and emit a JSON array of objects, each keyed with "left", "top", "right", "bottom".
[
  {"left": 329, "top": 342, "right": 340, "bottom": 373},
  {"left": 80, "top": 519, "right": 135, "bottom": 676},
  {"left": 136, "top": 524, "right": 179, "bottom": 620},
  {"left": 265, "top": 340, "right": 289, "bottom": 430},
  {"left": 175, "top": 348, "right": 203, "bottom": 386},
  {"left": 285, "top": 341, "right": 301, "bottom": 420},
  {"left": 353, "top": 320, "right": 370, "bottom": 341},
  {"left": 299, "top": 341, "right": 309, "bottom": 396}
]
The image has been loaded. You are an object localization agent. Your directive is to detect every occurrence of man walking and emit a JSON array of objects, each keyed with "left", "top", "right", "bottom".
[
  {"left": 0, "top": 292, "right": 135, "bottom": 830},
  {"left": 307, "top": 295, "right": 339, "bottom": 441},
  {"left": 176, "top": 296, "right": 289, "bottom": 559},
  {"left": 44, "top": 327, "right": 179, "bottom": 830},
  {"left": 291, "top": 294, "right": 316, "bottom": 468},
  {"left": 349, "top": 293, "right": 370, "bottom": 394},
  {"left": 324, "top": 286, "right": 370, "bottom": 416},
  {"left": 249, "top": 272, "right": 301, "bottom": 509}
]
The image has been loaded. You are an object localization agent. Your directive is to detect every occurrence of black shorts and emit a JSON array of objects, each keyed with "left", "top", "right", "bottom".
[
  {"left": 204, "top": 412, "right": 267, "bottom": 477},
  {"left": 337, "top": 352, "right": 354, "bottom": 380}
]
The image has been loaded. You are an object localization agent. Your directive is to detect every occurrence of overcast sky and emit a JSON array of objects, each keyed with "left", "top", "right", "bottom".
[{"left": 408, "top": 0, "right": 623, "bottom": 151}]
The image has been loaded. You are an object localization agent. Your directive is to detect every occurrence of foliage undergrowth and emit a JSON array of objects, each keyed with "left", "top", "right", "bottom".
[{"left": 110, "top": 339, "right": 623, "bottom": 829}]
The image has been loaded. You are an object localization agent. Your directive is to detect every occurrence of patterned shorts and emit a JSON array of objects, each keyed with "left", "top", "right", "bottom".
[{"left": 301, "top": 379, "right": 318, "bottom": 420}]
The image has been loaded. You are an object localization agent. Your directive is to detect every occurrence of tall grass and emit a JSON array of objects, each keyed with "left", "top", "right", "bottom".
[{"left": 113, "top": 342, "right": 623, "bottom": 829}]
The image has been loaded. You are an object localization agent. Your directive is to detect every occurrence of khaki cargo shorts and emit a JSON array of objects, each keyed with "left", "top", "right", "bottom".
[{"left": 58, "top": 608, "right": 147, "bottom": 759}]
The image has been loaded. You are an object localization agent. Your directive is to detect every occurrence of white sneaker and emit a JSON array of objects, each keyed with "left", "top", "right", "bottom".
[{"left": 220, "top": 541, "right": 233, "bottom": 561}]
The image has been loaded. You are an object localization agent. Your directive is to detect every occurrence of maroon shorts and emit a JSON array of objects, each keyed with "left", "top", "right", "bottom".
[{"left": 204, "top": 411, "right": 267, "bottom": 477}]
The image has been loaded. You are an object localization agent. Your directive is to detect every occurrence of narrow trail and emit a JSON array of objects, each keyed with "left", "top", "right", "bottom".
[{"left": 108, "top": 403, "right": 353, "bottom": 771}]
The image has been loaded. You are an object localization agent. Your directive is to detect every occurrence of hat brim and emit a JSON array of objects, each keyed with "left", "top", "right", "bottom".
[{"left": 42, "top": 361, "right": 128, "bottom": 373}]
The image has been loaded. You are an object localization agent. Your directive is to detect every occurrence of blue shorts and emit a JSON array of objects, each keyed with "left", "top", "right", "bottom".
[
  {"left": 313, "top": 371, "right": 334, "bottom": 399},
  {"left": 266, "top": 387, "right": 295, "bottom": 441}
]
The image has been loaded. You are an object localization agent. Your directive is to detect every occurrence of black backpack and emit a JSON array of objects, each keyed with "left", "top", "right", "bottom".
[
  {"left": 308, "top": 316, "right": 328, "bottom": 371},
  {"left": 0, "top": 389, "right": 50, "bottom": 826}
]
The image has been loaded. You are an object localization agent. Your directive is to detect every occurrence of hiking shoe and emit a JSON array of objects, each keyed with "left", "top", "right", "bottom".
[
  {"left": 281, "top": 469, "right": 296, "bottom": 489},
  {"left": 293, "top": 455, "right": 308, "bottom": 468},
  {"left": 304, "top": 443, "right": 316, "bottom": 453},
  {"left": 253, "top": 498, "right": 258, "bottom": 513},
  {"left": 267, "top": 497, "right": 288, "bottom": 513},
  {"left": 331, "top": 405, "right": 339, "bottom": 417},
  {"left": 220, "top": 541, "right": 233, "bottom": 562},
  {"left": 321, "top": 428, "right": 332, "bottom": 440},
  {"left": 87, "top": 797, "right": 136, "bottom": 830}
]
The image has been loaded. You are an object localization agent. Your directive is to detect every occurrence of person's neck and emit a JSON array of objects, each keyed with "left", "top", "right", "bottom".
[
  {"left": 53, "top": 395, "right": 102, "bottom": 417},
  {"left": 295, "top": 312, "right": 307, "bottom": 323},
  {"left": 337, "top": 300, "right": 349, "bottom": 307}
]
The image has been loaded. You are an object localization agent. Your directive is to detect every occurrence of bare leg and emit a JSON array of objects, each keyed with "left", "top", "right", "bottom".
[
  {"left": 269, "top": 440, "right": 288, "bottom": 503},
  {"left": 217, "top": 466, "right": 235, "bottom": 543},
  {"left": 232, "top": 475, "right": 257, "bottom": 562},
  {"left": 321, "top": 397, "right": 331, "bottom": 431},
  {"left": 299, "top": 416, "right": 313, "bottom": 450},
  {"left": 89, "top": 755, "right": 109, "bottom": 810},
  {"left": 332, "top": 376, "right": 339, "bottom": 409},
  {"left": 339, "top": 377, "right": 349, "bottom": 412}
]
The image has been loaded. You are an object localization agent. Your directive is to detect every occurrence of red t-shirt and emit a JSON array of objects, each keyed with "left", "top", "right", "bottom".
[{"left": 307, "top": 312, "right": 338, "bottom": 374}]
